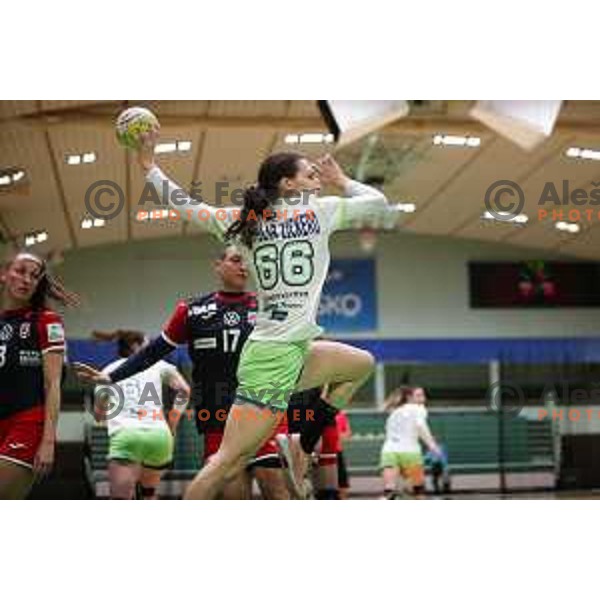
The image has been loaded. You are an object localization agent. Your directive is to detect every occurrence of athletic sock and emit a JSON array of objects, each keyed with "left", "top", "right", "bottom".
[{"left": 299, "top": 398, "right": 338, "bottom": 454}]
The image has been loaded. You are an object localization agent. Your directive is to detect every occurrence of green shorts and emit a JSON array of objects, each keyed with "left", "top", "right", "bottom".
[
  {"left": 109, "top": 427, "right": 174, "bottom": 468},
  {"left": 236, "top": 339, "right": 311, "bottom": 411},
  {"left": 380, "top": 451, "right": 423, "bottom": 471}
]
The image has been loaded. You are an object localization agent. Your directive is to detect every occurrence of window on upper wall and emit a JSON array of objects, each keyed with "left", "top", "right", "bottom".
[
  {"left": 502, "top": 362, "right": 600, "bottom": 406},
  {"left": 383, "top": 363, "right": 491, "bottom": 406}
]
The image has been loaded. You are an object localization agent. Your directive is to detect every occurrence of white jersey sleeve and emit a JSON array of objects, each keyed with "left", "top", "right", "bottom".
[
  {"left": 146, "top": 166, "right": 239, "bottom": 241},
  {"left": 316, "top": 179, "right": 390, "bottom": 233}
]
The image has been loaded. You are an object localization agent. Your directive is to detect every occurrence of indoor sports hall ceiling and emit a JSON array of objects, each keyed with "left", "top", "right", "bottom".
[{"left": 1, "top": 100, "right": 600, "bottom": 259}]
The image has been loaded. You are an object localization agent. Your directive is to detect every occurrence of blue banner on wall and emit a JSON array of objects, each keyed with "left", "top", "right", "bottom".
[{"left": 318, "top": 259, "right": 377, "bottom": 332}]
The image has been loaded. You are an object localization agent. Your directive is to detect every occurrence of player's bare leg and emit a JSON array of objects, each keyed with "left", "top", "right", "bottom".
[
  {"left": 253, "top": 467, "right": 290, "bottom": 499},
  {"left": 295, "top": 341, "right": 375, "bottom": 409},
  {"left": 139, "top": 468, "right": 163, "bottom": 500},
  {"left": 0, "top": 459, "right": 33, "bottom": 499},
  {"left": 184, "top": 402, "right": 280, "bottom": 500},
  {"left": 382, "top": 467, "right": 399, "bottom": 499},
  {"left": 108, "top": 461, "right": 141, "bottom": 499},
  {"left": 220, "top": 470, "right": 252, "bottom": 500},
  {"left": 316, "top": 459, "right": 339, "bottom": 499},
  {"left": 275, "top": 433, "right": 307, "bottom": 499}
]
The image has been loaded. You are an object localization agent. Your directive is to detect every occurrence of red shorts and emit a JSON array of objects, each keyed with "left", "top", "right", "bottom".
[
  {"left": 203, "top": 418, "right": 289, "bottom": 468},
  {"left": 0, "top": 406, "right": 45, "bottom": 469},
  {"left": 318, "top": 422, "right": 340, "bottom": 467}
]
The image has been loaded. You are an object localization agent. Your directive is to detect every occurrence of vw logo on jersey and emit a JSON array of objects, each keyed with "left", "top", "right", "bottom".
[
  {"left": 19, "top": 323, "right": 31, "bottom": 339},
  {"left": 223, "top": 311, "right": 241, "bottom": 327},
  {"left": 0, "top": 323, "right": 14, "bottom": 342}
]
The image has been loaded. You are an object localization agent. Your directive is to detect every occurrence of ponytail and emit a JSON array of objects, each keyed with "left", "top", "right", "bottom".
[
  {"left": 225, "top": 185, "right": 273, "bottom": 249},
  {"left": 31, "top": 271, "right": 80, "bottom": 311},
  {"left": 224, "top": 151, "right": 305, "bottom": 249}
]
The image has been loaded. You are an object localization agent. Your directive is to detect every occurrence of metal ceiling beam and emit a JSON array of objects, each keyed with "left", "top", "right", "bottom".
[{"left": 4, "top": 111, "right": 600, "bottom": 137}]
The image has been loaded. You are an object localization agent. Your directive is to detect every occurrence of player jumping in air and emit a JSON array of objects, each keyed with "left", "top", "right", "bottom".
[
  {"left": 77, "top": 247, "right": 294, "bottom": 499},
  {"left": 77, "top": 127, "right": 394, "bottom": 499}
]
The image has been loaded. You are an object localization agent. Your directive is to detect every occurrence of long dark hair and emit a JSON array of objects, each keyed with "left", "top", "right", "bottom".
[
  {"left": 92, "top": 329, "right": 145, "bottom": 358},
  {"left": 2, "top": 250, "right": 80, "bottom": 311},
  {"left": 225, "top": 152, "right": 304, "bottom": 248}
]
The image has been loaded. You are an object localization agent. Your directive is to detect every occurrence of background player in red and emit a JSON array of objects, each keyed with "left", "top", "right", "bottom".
[
  {"left": 76, "top": 246, "right": 291, "bottom": 499},
  {"left": 0, "top": 251, "right": 78, "bottom": 499},
  {"left": 335, "top": 410, "right": 352, "bottom": 499}
]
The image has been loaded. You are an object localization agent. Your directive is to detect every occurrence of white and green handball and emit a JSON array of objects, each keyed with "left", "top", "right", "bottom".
[{"left": 115, "top": 107, "right": 160, "bottom": 149}]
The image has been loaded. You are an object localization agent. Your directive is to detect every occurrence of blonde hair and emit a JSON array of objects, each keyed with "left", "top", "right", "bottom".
[{"left": 383, "top": 386, "right": 413, "bottom": 412}]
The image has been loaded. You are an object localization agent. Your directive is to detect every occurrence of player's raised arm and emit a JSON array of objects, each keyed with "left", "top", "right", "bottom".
[
  {"left": 135, "top": 130, "right": 234, "bottom": 240},
  {"left": 315, "top": 154, "right": 395, "bottom": 232}
]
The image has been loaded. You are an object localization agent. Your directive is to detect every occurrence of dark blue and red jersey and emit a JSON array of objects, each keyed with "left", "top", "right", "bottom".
[
  {"left": 162, "top": 291, "right": 256, "bottom": 430},
  {"left": 0, "top": 307, "right": 65, "bottom": 420}
]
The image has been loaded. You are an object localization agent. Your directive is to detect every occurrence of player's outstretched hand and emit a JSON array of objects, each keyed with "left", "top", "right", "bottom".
[
  {"left": 33, "top": 439, "right": 55, "bottom": 480},
  {"left": 316, "top": 154, "right": 349, "bottom": 189},
  {"left": 137, "top": 127, "right": 160, "bottom": 172},
  {"left": 72, "top": 362, "right": 111, "bottom": 385}
]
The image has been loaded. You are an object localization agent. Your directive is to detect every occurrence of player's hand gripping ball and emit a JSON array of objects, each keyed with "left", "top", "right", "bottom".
[{"left": 115, "top": 107, "right": 160, "bottom": 149}]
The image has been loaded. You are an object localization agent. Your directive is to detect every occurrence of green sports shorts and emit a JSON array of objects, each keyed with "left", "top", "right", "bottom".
[
  {"left": 109, "top": 427, "right": 174, "bottom": 468},
  {"left": 380, "top": 451, "right": 424, "bottom": 471},
  {"left": 236, "top": 339, "right": 311, "bottom": 411}
]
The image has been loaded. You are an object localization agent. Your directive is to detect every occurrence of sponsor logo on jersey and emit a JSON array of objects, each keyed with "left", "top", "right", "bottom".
[
  {"left": 256, "top": 212, "right": 321, "bottom": 242},
  {"left": 223, "top": 311, "right": 241, "bottom": 327},
  {"left": 47, "top": 323, "right": 65, "bottom": 344},
  {"left": 193, "top": 337, "right": 218, "bottom": 350},
  {"left": 0, "top": 324, "right": 14, "bottom": 342},
  {"left": 188, "top": 303, "right": 217, "bottom": 320},
  {"left": 19, "top": 323, "right": 31, "bottom": 339},
  {"left": 19, "top": 349, "right": 41, "bottom": 366}
]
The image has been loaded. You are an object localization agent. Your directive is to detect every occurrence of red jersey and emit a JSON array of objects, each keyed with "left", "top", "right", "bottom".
[{"left": 0, "top": 307, "right": 65, "bottom": 419}]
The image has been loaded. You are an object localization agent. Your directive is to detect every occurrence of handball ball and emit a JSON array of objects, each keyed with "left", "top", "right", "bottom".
[{"left": 115, "top": 107, "right": 160, "bottom": 149}]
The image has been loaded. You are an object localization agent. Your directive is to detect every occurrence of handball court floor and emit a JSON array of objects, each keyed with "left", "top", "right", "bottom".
[
  {"left": 349, "top": 475, "right": 600, "bottom": 500},
  {"left": 27, "top": 449, "right": 599, "bottom": 499}
]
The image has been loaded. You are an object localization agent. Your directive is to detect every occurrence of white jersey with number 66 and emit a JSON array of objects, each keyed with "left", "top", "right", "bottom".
[{"left": 147, "top": 167, "right": 391, "bottom": 342}]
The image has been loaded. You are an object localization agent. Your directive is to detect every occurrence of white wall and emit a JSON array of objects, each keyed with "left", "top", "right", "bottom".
[{"left": 55, "top": 230, "right": 600, "bottom": 339}]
